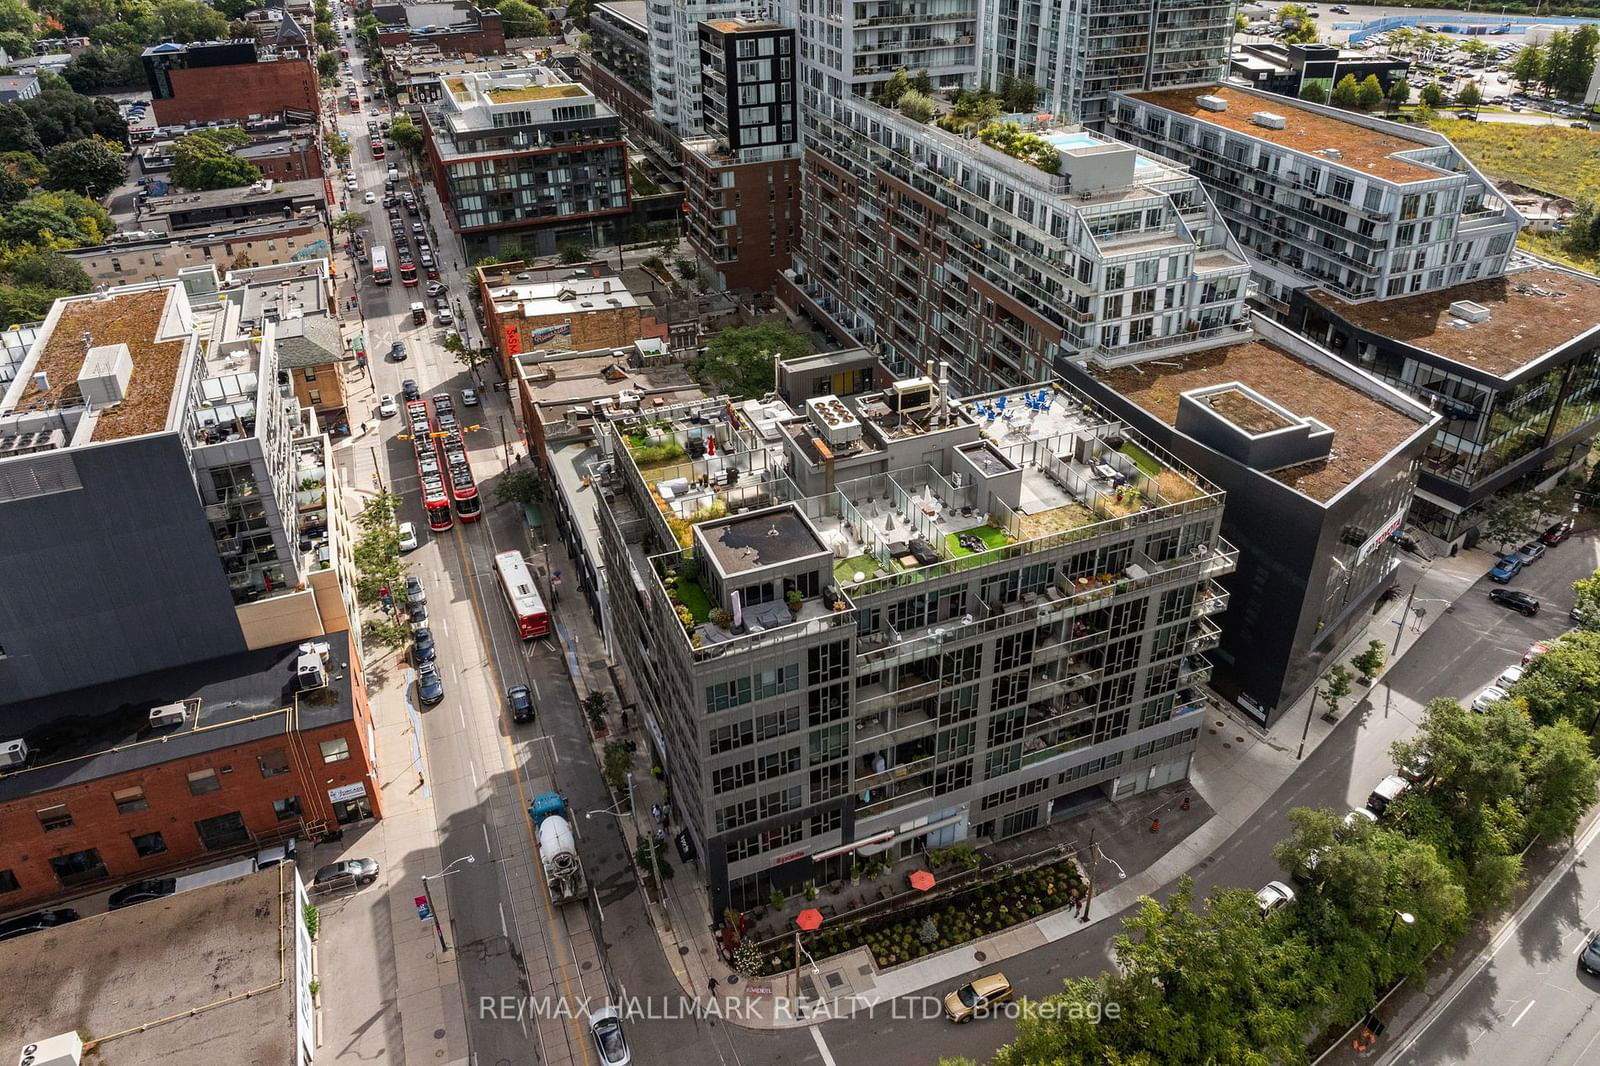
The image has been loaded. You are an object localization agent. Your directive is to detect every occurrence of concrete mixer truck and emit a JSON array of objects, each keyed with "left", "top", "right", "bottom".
[{"left": 529, "top": 791, "right": 586, "bottom": 904}]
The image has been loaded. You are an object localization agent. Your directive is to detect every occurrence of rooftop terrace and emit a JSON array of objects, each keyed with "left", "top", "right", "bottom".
[
  {"left": 1093, "top": 338, "right": 1426, "bottom": 502},
  {"left": 1130, "top": 85, "right": 1440, "bottom": 185},
  {"left": 698, "top": 506, "right": 827, "bottom": 575},
  {"left": 1307, "top": 266, "right": 1600, "bottom": 378},
  {"left": 4, "top": 868, "right": 296, "bottom": 1063}
]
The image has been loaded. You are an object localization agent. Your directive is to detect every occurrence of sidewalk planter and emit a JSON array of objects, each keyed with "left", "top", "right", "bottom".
[{"left": 740, "top": 856, "right": 1087, "bottom": 976}]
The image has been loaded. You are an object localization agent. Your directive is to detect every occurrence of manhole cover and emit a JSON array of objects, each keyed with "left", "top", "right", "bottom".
[
  {"left": 1215, "top": 719, "right": 1225, "bottom": 727},
  {"left": 1208, "top": 728, "right": 1217, "bottom": 734},
  {"left": 974, "top": 950, "right": 987, "bottom": 962},
  {"left": 729, "top": 974, "right": 740, "bottom": 983},
  {"left": 581, "top": 960, "right": 593, "bottom": 971},
  {"left": 1222, "top": 742, "right": 1231, "bottom": 749},
  {"left": 433, "top": 1028, "right": 446, "bottom": 1039},
  {"left": 1235, "top": 736, "right": 1244, "bottom": 743},
  {"left": 678, "top": 946, "right": 690, "bottom": 956}
]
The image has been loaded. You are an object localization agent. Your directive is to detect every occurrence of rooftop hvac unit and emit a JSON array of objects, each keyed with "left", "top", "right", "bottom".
[
  {"left": 149, "top": 702, "right": 188, "bottom": 729},
  {"left": 0, "top": 738, "right": 30, "bottom": 768},
  {"left": 16, "top": 1032, "right": 83, "bottom": 1066},
  {"left": 1250, "top": 111, "right": 1286, "bottom": 130},
  {"left": 297, "top": 641, "right": 330, "bottom": 689},
  {"left": 1449, "top": 299, "right": 1490, "bottom": 323},
  {"left": 885, "top": 376, "right": 935, "bottom": 414},
  {"left": 1197, "top": 94, "right": 1228, "bottom": 112}
]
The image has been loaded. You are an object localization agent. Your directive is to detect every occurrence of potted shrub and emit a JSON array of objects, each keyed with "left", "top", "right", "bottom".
[
  {"left": 770, "top": 887, "right": 787, "bottom": 911},
  {"left": 709, "top": 607, "right": 733, "bottom": 629},
  {"left": 850, "top": 861, "right": 862, "bottom": 886},
  {"left": 805, "top": 880, "right": 819, "bottom": 901},
  {"left": 786, "top": 589, "right": 804, "bottom": 614}
]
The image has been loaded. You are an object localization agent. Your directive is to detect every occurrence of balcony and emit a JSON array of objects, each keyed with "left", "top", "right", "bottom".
[
  {"left": 1184, "top": 616, "right": 1223, "bottom": 656},
  {"left": 1192, "top": 579, "right": 1229, "bottom": 619}
]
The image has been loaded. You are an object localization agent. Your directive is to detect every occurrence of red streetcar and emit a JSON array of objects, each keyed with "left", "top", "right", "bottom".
[
  {"left": 406, "top": 399, "right": 452, "bottom": 531},
  {"left": 493, "top": 551, "right": 549, "bottom": 638},
  {"left": 430, "top": 393, "right": 481, "bottom": 522}
]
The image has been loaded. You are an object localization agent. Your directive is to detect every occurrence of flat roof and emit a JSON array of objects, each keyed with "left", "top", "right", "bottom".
[
  {"left": 1131, "top": 85, "right": 1438, "bottom": 184},
  {"left": 1094, "top": 339, "right": 1424, "bottom": 502},
  {"left": 0, "top": 631, "right": 355, "bottom": 803},
  {"left": 1308, "top": 267, "right": 1600, "bottom": 378},
  {"left": 698, "top": 505, "right": 826, "bottom": 575},
  {"left": 143, "top": 178, "right": 325, "bottom": 215},
  {"left": 3, "top": 868, "right": 295, "bottom": 1063},
  {"left": 595, "top": 0, "right": 647, "bottom": 24},
  {"left": 485, "top": 273, "right": 640, "bottom": 317},
  {"left": 11, "top": 287, "right": 185, "bottom": 443},
  {"left": 518, "top": 351, "right": 703, "bottom": 423}
]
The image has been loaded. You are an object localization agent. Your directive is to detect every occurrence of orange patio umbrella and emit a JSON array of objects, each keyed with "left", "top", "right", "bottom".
[
  {"left": 795, "top": 908, "right": 825, "bottom": 932},
  {"left": 909, "top": 869, "right": 937, "bottom": 892}
]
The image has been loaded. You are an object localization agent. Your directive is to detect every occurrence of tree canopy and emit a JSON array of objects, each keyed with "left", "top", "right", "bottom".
[
  {"left": 17, "top": 90, "right": 127, "bottom": 149},
  {"left": 498, "top": 0, "right": 550, "bottom": 36},
  {"left": 43, "top": 137, "right": 127, "bottom": 200},
  {"left": 689, "top": 322, "right": 814, "bottom": 399},
  {"left": 171, "top": 128, "right": 262, "bottom": 191}
]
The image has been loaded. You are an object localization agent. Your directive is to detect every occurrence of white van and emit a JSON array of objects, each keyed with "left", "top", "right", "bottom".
[
  {"left": 386, "top": 165, "right": 398, "bottom": 183},
  {"left": 1365, "top": 775, "right": 1410, "bottom": 819}
]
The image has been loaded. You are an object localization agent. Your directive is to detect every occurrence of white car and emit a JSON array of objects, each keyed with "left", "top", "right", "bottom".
[
  {"left": 378, "top": 393, "right": 398, "bottom": 418},
  {"left": 363, "top": 190, "right": 375, "bottom": 203},
  {"left": 426, "top": 281, "right": 447, "bottom": 297},
  {"left": 586, "top": 1006, "right": 631, "bottom": 1066},
  {"left": 397, "top": 521, "right": 419, "bottom": 552},
  {"left": 1496, "top": 664, "right": 1524, "bottom": 688},
  {"left": 1256, "top": 880, "right": 1295, "bottom": 916},
  {"left": 1472, "top": 685, "right": 1510, "bottom": 713},
  {"left": 1342, "top": 808, "right": 1377, "bottom": 833},
  {"left": 461, "top": 388, "right": 479, "bottom": 406}
]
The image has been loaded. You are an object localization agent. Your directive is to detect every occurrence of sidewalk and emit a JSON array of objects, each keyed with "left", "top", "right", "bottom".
[
  {"left": 314, "top": 505, "right": 470, "bottom": 1064},
  {"left": 543, "top": 543, "right": 1489, "bottom": 1029}
]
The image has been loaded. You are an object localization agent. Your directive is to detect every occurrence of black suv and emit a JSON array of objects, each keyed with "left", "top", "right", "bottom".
[
  {"left": 0, "top": 908, "right": 79, "bottom": 941},
  {"left": 507, "top": 684, "right": 534, "bottom": 723},
  {"left": 1489, "top": 588, "right": 1540, "bottom": 616},
  {"left": 108, "top": 878, "right": 177, "bottom": 909},
  {"left": 411, "top": 626, "right": 436, "bottom": 666}
]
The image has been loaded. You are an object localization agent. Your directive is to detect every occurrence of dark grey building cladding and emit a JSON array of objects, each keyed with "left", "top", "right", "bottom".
[
  {"left": 697, "top": 20, "right": 796, "bottom": 151},
  {"left": 0, "top": 434, "right": 247, "bottom": 703}
]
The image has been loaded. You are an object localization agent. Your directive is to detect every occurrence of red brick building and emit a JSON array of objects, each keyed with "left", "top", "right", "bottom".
[
  {"left": 237, "top": 131, "right": 325, "bottom": 182},
  {"left": 0, "top": 631, "right": 379, "bottom": 912},
  {"left": 372, "top": 2, "right": 505, "bottom": 54},
  {"left": 144, "top": 41, "right": 320, "bottom": 128},
  {"left": 682, "top": 144, "right": 800, "bottom": 295}
]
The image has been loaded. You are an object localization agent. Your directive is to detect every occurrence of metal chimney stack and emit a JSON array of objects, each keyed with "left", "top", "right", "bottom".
[{"left": 937, "top": 360, "right": 949, "bottom": 424}]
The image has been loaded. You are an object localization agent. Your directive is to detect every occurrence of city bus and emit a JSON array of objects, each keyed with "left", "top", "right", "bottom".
[
  {"left": 493, "top": 551, "right": 549, "bottom": 638},
  {"left": 407, "top": 400, "right": 453, "bottom": 531},
  {"left": 370, "top": 245, "right": 391, "bottom": 285},
  {"left": 369, "top": 137, "right": 385, "bottom": 159},
  {"left": 398, "top": 258, "right": 417, "bottom": 286}
]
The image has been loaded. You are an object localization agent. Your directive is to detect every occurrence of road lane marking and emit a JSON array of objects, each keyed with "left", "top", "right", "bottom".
[
  {"left": 809, "top": 1026, "right": 838, "bottom": 1066},
  {"left": 468, "top": 760, "right": 477, "bottom": 790},
  {"left": 500, "top": 902, "right": 508, "bottom": 938},
  {"left": 483, "top": 822, "right": 492, "bottom": 856},
  {"left": 457, "top": 705, "right": 466, "bottom": 730},
  {"left": 1511, "top": 1000, "right": 1535, "bottom": 1026}
]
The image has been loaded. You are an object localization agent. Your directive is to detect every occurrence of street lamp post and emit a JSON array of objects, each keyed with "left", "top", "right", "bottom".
[
  {"left": 419, "top": 854, "right": 477, "bottom": 953},
  {"left": 1383, "top": 909, "right": 1416, "bottom": 945},
  {"left": 588, "top": 772, "right": 671, "bottom": 931}
]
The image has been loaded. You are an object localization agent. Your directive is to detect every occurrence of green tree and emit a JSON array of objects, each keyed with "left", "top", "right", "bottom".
[
  {"left": 172, "top": 128, "right": 261, "bottom": 191},
  {"left": 0, "top": 0, "right": 36, "bottom": 38},
  {"left": 897, "top": 89, "right": 934, "bottom": 123},
  {"left": 1299, "top": 79, "right": 1330, "bottom": 105},
  {"left": 635, "top": 837, "right": 674, "bottom": 886},
  {"left": 1457, "top": 81, "right": 1483, "bottom": 110},
  {"left": 1355, "top": 74, "right": 1385, "bottom": 112},
  {"left": 1511, "top": 44, "right": 1545, "bottom": 90},
  {"left": 317, "top": 50, "right": 340, "bottom": 82},
  {"left": 1419, "top": 83, "right": 1446, "bottom": 109},
  {"left": 1515, "top": 628, "right": 1600, "bottom": 732},
  {"left": 3, "top": 248, "right": 91, "bottom": 293},
  {"left": 332, "top": 210, "right": 367, "bottom": 235},
  {"left": 999, "top": 75, "right": 1039, "bottom": 112},
  {"left": 1322, "top": 664, "right": 1354, "bottom": 714},
  {"left": 148, "top": 0, "right": 227, "bottom": 42},
  {"left": 874, "top": 67, "right": 913, "bottom": 108},
  {"left": 330, "top": 137, "right": 351, "bottom": 165},
  {"left": 0, "top": 189, "right": 112, "bottom": 247},
  {"left": 56, "top": 0, "right": 120, "bottom": 35},
  {"left": 1561, "top": 24, "right": 1600, "bottom": 101},
  {"left": 1278, "top": 3, "right": 1318, "bottom": 44},
  {"left": 62, "top": 45, "right": 144, "bottom": 93},
  {"left": 690, "top": 322, "right": 814, "bottom": 399},
  {"left": 498, "top": 0, "right": 550, "bottom": 37},
  {"left": 1460, "top": 39, "right": 1494, "bottom": 66},
  {"left": 18, "top": 90, "right": 127, "bottom": 148},
  {"left": 1386, "top": 78, "right": 1411, "bottom": 108},
  {"left": 496, "top": 467, "right": 546, "bottom": 508},
  {"left": 602, "top": 739, "right": 632, "bottom": 792},
  {"left": 1351, "top": 639, "right": 1388, "bottom": 683},
  {"left": 447, "top": 332, "right": 491, "bottom": 382},
  {"left": 557, "top": 240, "right": 590, "bottom": 264},
  {"left": 565, "top": 0, "right": 590, "bottom": 26},
  {"left": 389, "top": 113, "right": 424, "bottom": 155},
  {"left": 1330, "top": 73, "right": 1362, "bottom": 110},
  {"left": 0, "top": 102, "right": 43, "bottom": 158},
  {"left": 1544, "top": 29, "right": 1572, "bottom": 96},
  {"left": 1524, "top": 719, "right": 1600, "bottom": 840},
  {"left": 1482, "top": 489, "right": 1552, "bottom": 550},
  {"left": 1572, "top": 568, "right": 1600, "bottom": 628},
  {"left": 0, "top": 149, "right": 48, "bottom": 186},
  {"left": 42, "top": 137, "right": 127, "bottom": 200},
  {"left": 351, "top": 491, "right": 405, "bottom": 607}
]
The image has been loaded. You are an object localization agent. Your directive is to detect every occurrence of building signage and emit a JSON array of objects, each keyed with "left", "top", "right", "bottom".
[
  {"left": 770, "top": 849, "right": 808, "bottom": 866},
  {"left": 503, "top": 324, "right": 522, "bottom": 356},
  {"left": 328, "top": 781, "right": 368, "bottom": 803},
  {"left": 528, "top": 322, "right": 573, "bottom": 345},
  {"left": 1355, "top": 507, "right": 1407, "bottom": 566}
]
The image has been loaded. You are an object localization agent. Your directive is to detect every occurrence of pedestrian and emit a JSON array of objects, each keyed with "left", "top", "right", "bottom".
[
  {"left": 417, "top": 772, "right": 425, "bottom": 790},
  {"left": 707, "top": 977, "right": 718, "bottom": 996},
  {"left": 655, "top": 827, "right": 666, "bottom": 846},
  {"left": 651, "top": 803, "right": 662, "bottom": 824}
]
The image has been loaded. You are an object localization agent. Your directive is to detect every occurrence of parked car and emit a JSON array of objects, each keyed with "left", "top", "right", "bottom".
[
  {"left": 378, "top": 393, "right": 398, "bottom": 418},
  {"left": 944, "top": 972, "right": 1015, "bottom": 1022},
  {"left": 401, "top": 378, "right": 420, "bottom": 400},
  {"left": 1581, "top": 930, "right": 1600, "bottom": 976},
  {"left": 1489, "top": 588, "right": 1540, "bottom": 616},
  {"left": 1540, "top": 517, "right": 1575, "bottom": 544},
  {"left": 587, "top": 1005, "right": 632, "bottom": 1065},
  {"left": 1513, "top": 541, "right": 1546, "bottom": 565},
  {"left": 461, "top": 387, "right": 479, "bottom": 406},
  {"left": 427, "top": 281, "right": 447, "bottom": 297},
  {"left": 1342, "top": 807, "right": 1377, "bottom": 832},
  {"left": 411, "top": 626, "right": 436, "bottom": 665},
  {"left": 405, "top": 574, "right": 426, "bottom": 608},
  {"left": 313, "top": 858, "right": 380, "bottom": 886},
  {"left": 507, "top": 683, "right": 534, "bottom": 722},
  {"left": 1472, "top": 685, "right": 1510, "bottom": 713},
  {"left": 398, "top": 520, "right": 419, "bottom": 552},
  {"left": 108, "top": 878, "right": 177, "bottom": 909},
  {"left": 1456, "top": 110, "right": 1478, "bottom": 120},
  {"left": 0, "top": 908, "right": 79, "bottom": 942},
  {"left": 417, "top": 663, "right": 445, "bottom": 706},
  {"left": 1488, "top": 555, "right": 1523, "bottom": 583},
  {"left": 391, "top": 340, "right": 407, "bottom": 361},
  {"left": 1366, "top": 774, "right": 1411, "bottom": 818},
  {"left": 1400, "top": 750, "right": 1434, "bottom": 784},
  {"left": 1497, "top": 663, "right": 1525, "bottom": 688},
  {"left": 1256, "top": 880, "right": 1296, "bottom": 915}
]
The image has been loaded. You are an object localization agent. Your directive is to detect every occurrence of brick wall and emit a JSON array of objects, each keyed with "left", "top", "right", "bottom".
[
  {"left": 152, "top": 58, "right": 320, "bottom": 126},
  {"left": 684, "top": 153, "right": 799, "bottom": 295}
]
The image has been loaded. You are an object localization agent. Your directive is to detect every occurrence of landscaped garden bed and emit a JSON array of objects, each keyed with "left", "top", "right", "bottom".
[{"left": 737, "top": 856, "right": 1087, "bottom": 976}]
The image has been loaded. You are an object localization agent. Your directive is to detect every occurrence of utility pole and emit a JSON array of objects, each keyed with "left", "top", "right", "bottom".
[
  {"left": 1391, "top": 582, "right": 1418, "bottom": 656},
  {"left": 1298, "top": 685, "right": 1321, "bottom": 760},
  {"left": 370, "top": 446, "right": 385, "bottom": 493},
  {"left": 1080, "top": 827, "right": 1099, "bottom": 922},
  {"left": 498, "top": 413, "right": 512, "bottom": 465}
]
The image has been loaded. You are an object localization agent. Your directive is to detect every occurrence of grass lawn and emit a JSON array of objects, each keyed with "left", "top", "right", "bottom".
[
  {"left": 672, "top": 579, "right": 713, "bottom": 623},
  {"left": 1120, "top": 441, "right": 1162, "bottom": 477},
  {"left": 945, "top": 524, "right": 1010, "bottom": 557},
  {"left": 836, "top": 554, "right": 882, "bottom": 584},
  {"left": 631, "top": 164, "right": 661, "bottom": 197}
]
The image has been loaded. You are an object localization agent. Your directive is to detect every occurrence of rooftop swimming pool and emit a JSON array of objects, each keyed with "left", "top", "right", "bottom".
[{"left": 1042, "top": 129, "right": 1162, "bottom": 173}]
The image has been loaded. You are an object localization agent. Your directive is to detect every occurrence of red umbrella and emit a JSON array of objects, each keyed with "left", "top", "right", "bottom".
[
  {"left": 909, "top": 870, "right": 937, "bottom": 893},
  {"left": 795, "top": 908, "right": 824, "bottom": 932}
]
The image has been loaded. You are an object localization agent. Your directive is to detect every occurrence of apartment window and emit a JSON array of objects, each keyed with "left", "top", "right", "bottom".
[
  {"left": 113, "top": 786, "right": 149, "bottom": 814},
  {"left": 320, "top": 738, "right": 351, "bottom": 763},
  {"left": 810, "top": 808, "right": 842, "bottom": 836},
  {"left": 187, "top": 768, "right": 221, "bottom": 795},
  {"left": 0, "top": 869, "right": 17, "bottom": 894},
  {"left": 49, "top": 848, "right": 107, "bottom": 887},
  {"left": 1330, "top": 176, "right": 1354, "bottom": 202},
  {"left": 131, "top": 831, "right": 167, "bottom": 857},
  {"left": 273, "top": 796, "right": 303, "bottom": 821},
  {"left": 259, "top": 750, "right": 291, "bottom": 778},
  {"left": 37, "top": 804, "right": 73, "bottom": 832}
]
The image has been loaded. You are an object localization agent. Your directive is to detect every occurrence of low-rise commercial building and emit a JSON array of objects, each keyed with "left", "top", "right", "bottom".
[
  {"left": 479, "top": 265, "right": 668, "bottom": 378},
  {"left": 1293, "top": 266, "right": 1600, "bottom": 545},
  {"left": 1231, "top": 42, "right": 1410, "bottom": 101},
  {"left": 588, "top": 369, "right": 1233, "bottom": 915},
  {"left": 371, "top": 1, "right": 506, "bottom": 54},
  {"left": 236, "top": 130, "right": 326, "bottom": 182},
  {"left": 142, "top": 34, "right": 320, "bottom": 127},
  {"left": 0, "top": 630, "right": 376, "bottom": 912},
  {"left": 6, "top": 867, "right": 315, "bottom": 1064},
  {"left": 64, "top": 217, "right": 334, "bottom": 284},
  {"left": 142, "top": 177, "right": 329, "bottom": 233},
  {"left": 422, "top": 66, "right": 632, "bottom": 261}
]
